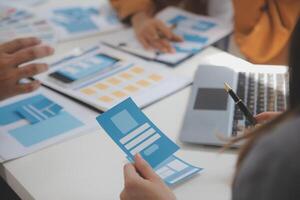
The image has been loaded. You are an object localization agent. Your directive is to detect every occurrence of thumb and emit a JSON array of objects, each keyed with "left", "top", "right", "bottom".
[
  {"left": 134, "top": 154, "right": 161, "bottom": 181},
  {"left": 255, "top": 112, "right": 281, "bottom": 123},
  {"left": 123, "top": 163, "right": 141, "bottom": 185}
]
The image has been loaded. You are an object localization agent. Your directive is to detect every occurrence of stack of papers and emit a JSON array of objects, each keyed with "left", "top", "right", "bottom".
[
  {"left": 0, "top": 87, "right": 95, "bottom": 162},
  {"left": 0, "top": 3, "right": 56, "bottom": 44},
  {"left": 102, "top": 7, "right": 233, "bottom": 66},
  {"left": 35, "top": 44, "right": 191, "bottom": 111},
  {"left": 42, "top": 3, "right": 123, "bottom": 42},
  {"left": 97, "top": 98, "right": 203, "bottom": 185}
]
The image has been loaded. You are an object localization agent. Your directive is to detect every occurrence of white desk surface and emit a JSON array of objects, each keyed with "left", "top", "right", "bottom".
[{"left": 0, "top": 0, "right": 252, "bottom": 199}]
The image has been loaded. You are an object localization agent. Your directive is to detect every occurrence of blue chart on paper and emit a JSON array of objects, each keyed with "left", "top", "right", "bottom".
[
  {"left": 97, "top": 98, "right": 179, "bottom": 168},
  {"left": 17, "top": 98, "right": 63, "bottom": 124},
  {"left": 52, "top": 7, "right": 100, "bottom": 33},
  {"left": 127, "top": 155, "right": 203, "bottom": 186},
  {"left": 0, "top": 6, "right": 33, "bottom": 27},
  {"left": 56, "top": 53, "right": 118, "bottom": 81},
  {"left": 164, "top": 15, "right": 213, "bottom": 56},
  {"left": 171, "top": 32, "right": 208, "bottom": 54},
  {"left": 182, "top": 33, "right": 208, "bottom": 44},
  {"left": 168, "top": 14, "right": 216, "bottom": 32},
  {"left": 153, "top": 155, "right": 202, "bottom": 185},
  {"left": 0, "top": 94, "right": 83, "bottom": 147}
]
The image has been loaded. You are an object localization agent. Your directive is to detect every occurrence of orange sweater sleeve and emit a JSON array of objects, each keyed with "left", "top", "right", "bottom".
[
  {"left": 233, "top": 0, "right": 300, "bottom": 64},
  {"left": 110, "top": 0, "right": 155, "bottom": 20}
]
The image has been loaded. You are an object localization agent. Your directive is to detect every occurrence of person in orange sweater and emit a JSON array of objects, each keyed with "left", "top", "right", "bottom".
[{"left": 110, "top": 0, "right": 300, "bottom": 64}]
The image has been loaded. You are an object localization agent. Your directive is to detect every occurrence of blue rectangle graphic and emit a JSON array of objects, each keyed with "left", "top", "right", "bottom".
[
  {"left": 0, "top": 94, "right": 45, "bottom": 125},
  {"left": 9, "top": 111, "right": 83, "bottom": 147},
  {"left": 96, "top": 98, "right": 179, "bottom": 168},
  {"left": 16, "top": 98, "right": 63, "bottom": 124},
  {"left": 56, "top": 53, "right": 118, "bottom": 81}
]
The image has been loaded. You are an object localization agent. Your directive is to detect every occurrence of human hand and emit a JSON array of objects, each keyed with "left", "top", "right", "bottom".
[
  {"left": 131, "top": 12, "right": 183, "bottom": 53},
  {"left": 0, "top": 37, "right": 54, "bottom": 100},
  {"left": 255, "top": 112, "right": 282, "bottom": 124},
  {"left": 120, "top": 154, "right": 176, "bottom": 200}
]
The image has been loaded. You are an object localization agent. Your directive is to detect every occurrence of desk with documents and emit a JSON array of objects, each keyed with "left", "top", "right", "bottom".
[{"left": 0, "top": 0, "right": 244, "bottom": 199}]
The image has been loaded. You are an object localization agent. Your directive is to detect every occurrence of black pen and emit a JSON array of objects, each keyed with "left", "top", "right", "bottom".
[{"left": 224, "top": 82, "right": 257, "bottom": 125}]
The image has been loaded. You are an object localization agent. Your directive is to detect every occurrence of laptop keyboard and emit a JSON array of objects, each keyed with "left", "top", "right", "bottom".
[{"left": 232, "top": 72, "right": 288, "bottom": 136}]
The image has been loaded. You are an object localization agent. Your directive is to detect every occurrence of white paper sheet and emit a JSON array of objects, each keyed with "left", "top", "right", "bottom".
[
  {"left": 0, "top": 3, "right": 56, "bottom": 44},
  {"left": 0, "top": 86, "right": 96, "bottom": 163},
  {"left": 35, "top": 44, "right": 192, "bottom": 112}
]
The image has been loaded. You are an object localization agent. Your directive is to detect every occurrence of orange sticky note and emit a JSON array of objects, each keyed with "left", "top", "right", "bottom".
[
  {"left": 131, "top": 67, "right": 144, "bottom": 74},
  {"left": 112, "top": 91, "right": 127, "bottom": 98},
  {"left": 107, "top": 77, "right": 122, "bottom": 85},
  {"left": 137, "top": 80, "right": 151, "bottom": 87},
  {"left": 149, "top": 74, "right": 163, "bottom": 81},
  {"left": 120, "top": 72, "right": 133, "bottom": 80},
  {"left": 99, "top": 96, "right": 114, "bottom": 103},
  {"left": 95, "top": 83, "right": 109, "bottom": 90},
  {"left": 81, "top": 88, "right": 96, "bottom": 95},
  {"left": 124, "top": 85, "right": 139, "bottom": 93}
]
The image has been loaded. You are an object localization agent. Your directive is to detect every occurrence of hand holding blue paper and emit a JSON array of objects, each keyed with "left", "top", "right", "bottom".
[
  {"left": 96, "top": 98, "right": 203, "bottom": 185},
  {"left": 97, "top": 98, "right": 179, "bottom": 168}
]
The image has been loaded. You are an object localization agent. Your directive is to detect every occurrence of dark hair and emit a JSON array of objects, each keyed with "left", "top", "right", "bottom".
[
  {"left": 232, "top": 18, "right": 300, "bottom": 181},
  {"left": 289, "top": 18, "right": 300, "bottom": 109}
]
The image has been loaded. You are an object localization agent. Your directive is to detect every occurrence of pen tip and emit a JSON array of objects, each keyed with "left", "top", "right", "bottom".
[{"left": 224, "top": 82, "right": 231, "bottom": 92}]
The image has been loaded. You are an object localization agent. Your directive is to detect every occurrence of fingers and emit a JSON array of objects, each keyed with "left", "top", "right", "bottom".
[
  {"left": 171, "top": 32, "right": 184, "bottom": 42},
  {"left": 123, "top": 162, "right": 142, "bottom": 189},
  {"left": 124, "top": 163, "right": 140, "bottom": 182},
  {"left": 17, "top": 63, "right": 48, "bottom": 79},
  {"left": 134, "top": 154, "right": 160, "bottom": 181},
  {"left": 11, "top": 45, "right": 54, "bottom": 66},
  {"left": 158, "top": 39, "right": 174, "bottom": 53},
  {"left": 0, "top": 37, "right": 41, "bottom": 54},
  {"left": 15, "top": 80, "right": 41, "bottom": 94},
  {"left": 142, "top": 30, "right": 173, "bottom": 53},
  {"left": 137, "top": 34, "right": 151, "bottom": 50},
  {"left": 152, "top": 39, "right": 174, "bottom": 53},
  {"left": 155, "top": 21, "right": 183, "bottom": 42},
  {"left": 255, "top": 112, "right": 282, "bottom": 123},
  {"left": 135, "top": 19, "right": 182, "bottom": 53}
]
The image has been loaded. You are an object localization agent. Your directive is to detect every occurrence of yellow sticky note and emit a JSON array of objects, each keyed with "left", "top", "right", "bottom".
[
  {"left": 107, "top": 77, "right": 121, "bottom": 85},
  {"left": 99, "top": 96, "right": 113, "bottom": 103},
  {"left": 81, "top": 88, "right": 96, "bottom": 95},
  {"left": 112, "top": 91, "right": 127, "bottom": 98},
  {"left": 149, "top": 74, "right": 163, "bottom": 81},
  {"left": 95, "top": 83, "right": 109, "bottom": 90},
  {"left": 131, "top": 67, "right": 144, "bottom": 74},
  {"left": 137, "top": 80, "right": 151, "bottom": 87},
  {"left": 124, "top": 85, "right": 139, "bottom": 93},
  {"left": 120, "top": 72, "right": 133, "bottom": 80}
]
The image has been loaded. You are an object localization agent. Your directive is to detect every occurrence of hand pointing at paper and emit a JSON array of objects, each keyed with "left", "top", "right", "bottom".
[
  {"left": 0, "top": 37, "right": 54, "bottom": 101},
  {"left": 120, "top": 154, "right": 176, "bottom": 200},
  {"left": 131, "top": 12, "right": 183, "bottom": 53}
]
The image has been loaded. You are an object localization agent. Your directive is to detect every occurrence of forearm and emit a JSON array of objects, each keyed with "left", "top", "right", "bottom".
[
  {"left": 131, "top": 11, "right": 153, "bottom": 27},
  {"left": 110, "top": 0, "right": 155, "bottom": 22}
]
